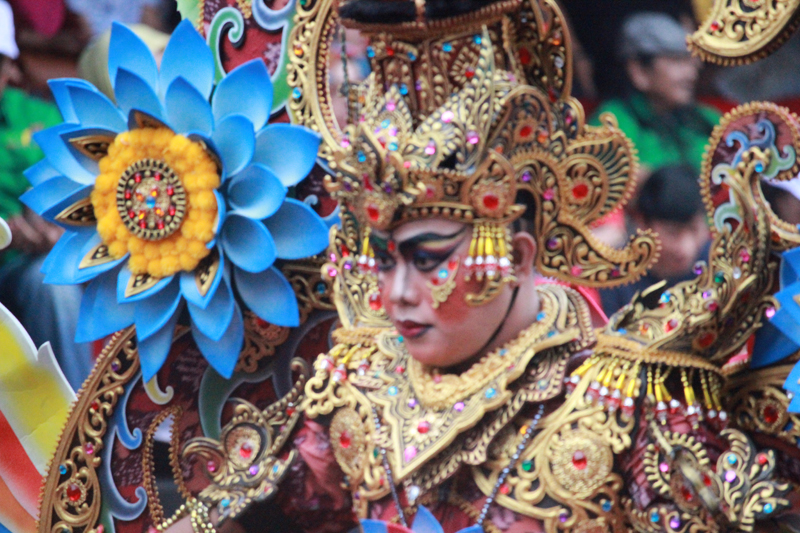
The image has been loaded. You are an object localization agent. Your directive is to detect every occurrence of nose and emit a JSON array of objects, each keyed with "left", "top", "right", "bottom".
[{"left": 388, "top": 262, "right": 420, "bottom": 307}]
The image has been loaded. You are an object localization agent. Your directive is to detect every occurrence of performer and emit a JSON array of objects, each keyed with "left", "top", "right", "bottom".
[{"left": 17, "top": 1, "right": 800, "bottom": 533}]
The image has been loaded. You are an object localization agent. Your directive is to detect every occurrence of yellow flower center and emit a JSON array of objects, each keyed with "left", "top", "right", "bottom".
[{"left": 91, "top": 128, "right": 220, "bottom": 278}]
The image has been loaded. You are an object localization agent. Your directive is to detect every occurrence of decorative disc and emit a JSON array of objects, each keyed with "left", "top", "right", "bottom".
[{"left": 115, "top": 158, "right": 187, "bottom": 241}]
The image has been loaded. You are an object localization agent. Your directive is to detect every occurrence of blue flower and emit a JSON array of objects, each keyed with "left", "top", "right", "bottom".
[{"left": 21, "top": 21, "right": 328, "bottom": 381}]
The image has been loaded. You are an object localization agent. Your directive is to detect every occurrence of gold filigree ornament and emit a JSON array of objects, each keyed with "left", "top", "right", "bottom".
[
  {"left": 288, "top": 0, "right": 660, "bottom": 295},
  {"left": 632, "top": 423, "right": 791, "bottom": 533},
  {"left": 688, "top": 0, "right": 800, "bottom": 65},
  {"left": 181, "top": 359, "right": 308, "bottom": 523}
]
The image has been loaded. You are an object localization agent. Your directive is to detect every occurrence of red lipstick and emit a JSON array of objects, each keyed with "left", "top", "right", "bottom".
[{"left": 395, "top": 320, "right": 430, "bottom": 339}]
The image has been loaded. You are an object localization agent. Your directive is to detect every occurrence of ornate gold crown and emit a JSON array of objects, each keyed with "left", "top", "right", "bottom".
[{"left": 291, "top": 0, "right": 660, "bottom": 288}]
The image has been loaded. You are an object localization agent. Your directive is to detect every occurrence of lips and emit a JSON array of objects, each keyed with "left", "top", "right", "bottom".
[{"left": 395, "top": 319, "right": 431, "bottom": 339}]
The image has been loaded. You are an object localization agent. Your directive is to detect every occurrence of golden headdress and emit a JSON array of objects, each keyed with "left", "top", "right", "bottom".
[{"left": 288, "top": 0, "right": 660, "bottom": 290}]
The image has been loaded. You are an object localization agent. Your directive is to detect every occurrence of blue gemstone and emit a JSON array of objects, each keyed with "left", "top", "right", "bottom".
[
  {"left": 388, "top": 142, "right": 398, "bottom": 151},
  {"left": 367, "top": 46, "right": 375, "bottom": 58},
  {"left": 547, "top": 330, "right": 555, "bottom": 337},
  {"left": 660, "top": 293, "right": 670, "bottom": 303},
  {"left": 601, "top": 500, "right": 612, "bottom": 512},
  {"left": 272, "top": 464, "right": 279, "bottom": 473},
  {"left": 398, "top": 336, "right": 404, "bottom": 342},
  {"left": 407, "top": 52, "right": 416, "bottom": 61},
  {"left": 389, "top": 386, "right": 398, "bottom": 396},
  {"left": 755, "top": 162, "right": 764, "bottom": 173},
  {"left": 499, "top": 349, "right": 508, "bottom": 356},
  {"left": 443, "top": 42, "right": 452, "bottom": 52},
  {"left": 485, "top": 388, "right": 496, "bottom": 399},
  {"left": 473, "top": 35, "right": 482, "bottom": 44},
  {"left": 764, "top": 503, "right": 774, "bottom": 514},
  {"left": 358, "top": 151, "right": 366, "bottom": 163},
  {"left": 59, "top": 465, "right": 67, "bottom": 475},
  {"left": 381, "top": 119, "right": 390, "bottom": 129},
  {"left": 145, "top": 197, "right": 156, "bottom": 208},
  {"left": 399, "top": 84, "right": 408, "bottom": 95},
  {"left": 650, "top": 511, "right": 660, "bottom": 523},
  {"left": 221, "top": 499, "right": 230, "bottom": 508},
  {"left": 536, "top": 312, "right": 545, "bottom": 321},
  {"left": 292, "top": 87, "right": 302, "bottom": 99},
  {"left": 438, "top": 269, "right": 448, "bottom": 279},
  {"left": 315, "top": 282, "right": 326, "bottom": 294},
  {"left": 617, "top": 328, "right": 627, "bottom": 335},
  {"left": 727, "top": 453, "right": 737, "bottom": 465}
]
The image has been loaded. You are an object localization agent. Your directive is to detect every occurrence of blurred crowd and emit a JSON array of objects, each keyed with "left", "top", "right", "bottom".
[{"left": 2, "top": 0, "right": 800, "bottom": 386}]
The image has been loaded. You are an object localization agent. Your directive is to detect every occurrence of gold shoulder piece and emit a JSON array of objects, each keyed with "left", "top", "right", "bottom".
[{"left": 688, "top": 0, "right": 800, "bottom": 65}]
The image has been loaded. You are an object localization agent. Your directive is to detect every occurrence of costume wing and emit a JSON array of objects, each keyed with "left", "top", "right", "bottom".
[{"left": 0, "top": 218, "right": 76, "bottom": 533}]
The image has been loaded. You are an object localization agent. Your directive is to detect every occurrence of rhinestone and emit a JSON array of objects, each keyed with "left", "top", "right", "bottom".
[
  {"left": 66, "top": 483, "right": 81, "bottom": 502},
  {"left": 453, "top": 402, "right": 465, "bottom": 412},
  {"left": 669, "top": 517, "right": 680, "bottom": 529},
  {"left": 650, "top": 510, "right": 660, "bottom": 523},
  {"left": 388, "top": 386, "right": 398, "bottom": 396},
  {"left": 725, "top": 470, "right": 737, "bottom": 483},
  {"left": 249, "top": 465, "right": 259, "bottom": 476},
  {"left": 659, "top": 462, "right": 669, "bottom": 473},
  {"left": 59, "top": 465, "right": 67, "bottom": 475},
  {"left": 443, "top": 42, "right": 452, "bottom": 52},
  {"left": 601, "top": 499, "right": 611, "bottom": 512},
  {"left": 572, "top": 450, "right": 587, "bottom": 470},
  {"left": 441, "top": 110, "right": 454, "bottom": 123},
  {"left": 485, "top": 388, "right": 497, "bottom": 399},
  {"left": 339, "top": 431, "right": 351, "bottom": 449},
  {"left": 417, "top": 421, "right": 430, "bottom": 434},
  {"left": 292, "top": 87, "right": 302, "bottom": 99},
  {"left": 408, "top": 399, "right": 417, "bottom": 408},
  {"left": 764, "top": 503, "right": 774, "bottom": 513},
  {"left": 404, "top": 445, "right": 417, "bottom": 462}
]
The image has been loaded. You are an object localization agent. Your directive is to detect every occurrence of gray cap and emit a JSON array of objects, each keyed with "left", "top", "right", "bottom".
[{"left": 619, "top": 12, "right": 690, "bottom": 59}]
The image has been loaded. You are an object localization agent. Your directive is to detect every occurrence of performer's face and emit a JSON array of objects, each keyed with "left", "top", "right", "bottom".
[{"left": 372, "top": 219, "right": 514, "bottom": 369}]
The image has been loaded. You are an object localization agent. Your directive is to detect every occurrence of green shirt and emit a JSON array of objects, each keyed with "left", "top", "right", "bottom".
[
  {"left": 0, "top": 87, "right": 62, "bottom": 220},
  {"left": 590, "top": 92, "right": 721, "bottom": 173}
]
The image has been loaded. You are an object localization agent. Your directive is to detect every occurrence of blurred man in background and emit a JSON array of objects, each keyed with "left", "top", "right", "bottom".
[
  {"left": 0, "top": 0, "right": 92, "bottom": 390},
  {"left": 600, "top": 165, "right": 711, "bottom": 316}
]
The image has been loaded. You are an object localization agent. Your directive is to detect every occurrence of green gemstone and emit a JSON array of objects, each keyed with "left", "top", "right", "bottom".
[
  {"left": 714, "top": 272, "right": 724, "bottom": 283},
  {"left": 373, "top": 448, "right": 380, "bottom": 458},
  {"left": 521, "top": 459, "right": 532, "bottom": 471}
]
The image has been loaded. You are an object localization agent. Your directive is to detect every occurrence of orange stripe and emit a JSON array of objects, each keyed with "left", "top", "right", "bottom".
[{"left": 0, "top": 410, "right": 41, "bottom": 517}]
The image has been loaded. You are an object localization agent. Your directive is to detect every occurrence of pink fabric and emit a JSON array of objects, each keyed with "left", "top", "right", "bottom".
[{"left": 8, "top": 0, "right": 65, "bottom": 37}]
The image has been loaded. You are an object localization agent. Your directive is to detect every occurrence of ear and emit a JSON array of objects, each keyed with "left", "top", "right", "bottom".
[
  {"left": 510, "top": 231, "right": 537, "bottom": 279},
  {"left": 626, "top": 59, "right": 651, "bottom": 93}
]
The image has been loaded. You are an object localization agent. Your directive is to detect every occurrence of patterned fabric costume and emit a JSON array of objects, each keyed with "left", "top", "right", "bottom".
[{"left": 9, "top": 1, "right": 800, "bottom": 533}]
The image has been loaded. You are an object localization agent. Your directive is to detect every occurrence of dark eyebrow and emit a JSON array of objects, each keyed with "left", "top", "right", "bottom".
[{"left": 397, "top": 228, "right": 467, "bottom": 252}]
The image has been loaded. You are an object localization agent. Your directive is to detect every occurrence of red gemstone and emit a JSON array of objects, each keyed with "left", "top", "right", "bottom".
[
  {"left": 386, "top": 47, "right": 395, "bottom": 56},
  {"left": 154, "top": 172, "right": 162, "bottom": 181},
  {"left": 518, "top": 48, "right": 531, "bottom": 65},
  {"left": 66, "top": 483, "right": 81, "bottom": 502},
  {"left": 665, "top": 318, "right": 678, "bottom": 332},
  {"left": 239, "top": 442, "right": 253, "bottom": 459},
  {"left": 395, "top": 365, "right": 405, "bottom": 374},
  {"left": 572, "top": 450, "right": 587, "bottom": 470},
  {"left": 166, "top": 185, "right": 174, "bottom": 196},
  {"left": 482, "top": 194, "right": 500, "bottom": 210},
  {"left": 388, "top": 240, "right": 396, "bottom": 252},
  {"left": 465, "top": 67, "right": 475, "bottom": 79},
  {"left": 499, "top": 484, "right": 510, "bottom": 495},
  {"left": 139, "top": 220, "right": 147, "bottom": 229},
  {"left": 417, "top": 421, "right": 430, "bottom": 434},
  {"left": 134, "top": 173, "right": 142, "bottom": 183},
  {"left": 703, "top": 474, "right": 712, "bottom": 487},
  {"left": 698, "top": 332, "right": 715, "bottom": 348},
  {"left": 91, "top": 401, "right": 100, "bottom": 411},
  {"left": 157, "top": 221, "right": 164, "bottom": 230},
  {"left": 571, "top": 183, "right": 589, "bottom": 200},
  {"left": 369, "top": 292, "right": 382, "bottom": 310},
  {"left": 339, "top": 431, "right": 352, "bottom": 449},
  {"left": 681, "top": 486, "right": 694, "bottom": 502},
  {"left": 128, "top": 210, "right": 136, "bottom": 219},
  {"left": 286, "top": 405, "right": 296, "bottom": 416},
  {"left": 757, "top": 453, "right": 768, "bottom": 465},
  {"left": 168, "top": 205, "right": 176, "bottom": 216},
  {"left": 448, "top": 259, "right": 459, "bottom": 271},
  {"left": 367, "top": 205, "right": 380, "bottom": 221},
  {"left": 763, "top": 404, "right": 780, "bottom": 424},
  {"left": 520, "top": 125, "right": 533, "bottom": 138},
  {"left": 710, "top": 21, "right": 720, "bottom": 32},
  {"left": 124, "top": 191, "right": 131, "bottom": 200}
]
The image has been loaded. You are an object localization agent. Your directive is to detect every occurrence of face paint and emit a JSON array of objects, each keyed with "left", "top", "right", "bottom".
[{"left": 427, "top": 256, "right": 460, "bottom": 309}]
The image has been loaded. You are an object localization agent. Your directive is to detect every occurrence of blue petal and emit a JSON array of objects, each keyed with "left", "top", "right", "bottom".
[
  {"left": 356, "top": 521, "right": 388, "bottom": 533},
  {"left": 48, "top": 78, "right": 96, "bottom": 123},
  {"left": 220, "top": 214, "right": 276, "bottom": 272},
  {"left": 159, "top": 20, "right": 214, "bottom": 100},
  {"left": 211, "top": 115, "right": 254, "bottom": 178},
  {"left": 117, "top": 266, "right": 174, "bottom": 303},
  {"left": 264, "top": 198, "right": 329, "bottom": 259},
  {"left": 412, "top": 506, "right": 445, "bottom": 533},
  {"left": 134, "top": 277, "right": 182, "bottom": 341},
  {"left": 75, "top": 266, "right": 135, "bottom": 342},
  {"left": 253, "top": 124, "right": 321, "bottom": 187},
  {"left": 192, "top": 302, "right": 243, "bottom": 379},
  {"left": 109, "top": 22, "right": 158, "bottom": 93},
  {"left": 20, "top": 176, "right": 91, "bottom": 220},
  {"left": 188, "top": 277, "right": 234, "bottom": 341},
  {"left": 67, "top": 85, "right": 127, "bottom": 132},
  {"left": 41, "top": 231, "right": 75, "bottom": 275},
  {"left": 165, "top": 77, "right": 213, "bottom": 136},
  {"left": 138, "top": 302, "right": 184, "bottom": 382},
  {"left": 59, "top": 127, "right": 118, "bottom": 177},
  {"left": 235, "top": 266, "right": 299, "bottom": 327},
  {"left": 23, "top": 159, "right": 61, "bottom": 188},
  {"left": 227, "top": 164, "right": 286, "bottom": 220},
  {"left": 34, "top": 124, "right": 97, "bottom": 184},
  {"left": 43, "top": 229, "right": 125, "bottom": 285},
  {"left": 114, "top": 68, "right": 164, "bottom": 120},
  {"left": 210, "top": 189, "right": 226, "bottom": 249},
  {"left": 211, "top": 59, "right": 272, "bottom": 130},
  {"left": 752, "top": 319, "right": 799, "bottom": 368},
  {"left": 180, "top": 248, "right": 224, "bottom": 309}
]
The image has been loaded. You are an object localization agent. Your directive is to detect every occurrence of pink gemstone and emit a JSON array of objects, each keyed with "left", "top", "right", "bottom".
[
  {"left": 659, "top": 462, "right": 669, "bottom": 473},
  {"left": 543, "top": 188, "right": 554, "bottom": 200},
  {"left": 84, "top": 443, "right": 94, "bottom": 455},
  {"left": 571, "top": 265, "right": 583, "bottom": 276},
  {"left": 340, "top": 138, "right": 351, "bottom": 148},
  {"left": 386, "top": 100, "right": 396, "bottom": 111},
  {"left": 207, "top": 461, "right": 217, "bottom": 473},
  {"left": 467, "top": 131, "right": 479, "bottom": 144},
  {"left": 404, "top": 446, "right": 417, "bottom": 462},
  {"left": 453, "top": 402, "right": 464, "bottom": 412},
  {"left": 249, "top": 465, "right": 259, "bottom": 476},
  {"left": 740, "top": 250, "right": 751, "bottom": 263},
  {"left": 766, "top": 307, "right": 776, "bottom": 319},
  {"left": 327, "top": 266, "right": 338, "bottom": 278},
  {"left": 441, "top": 111, "right": 454, "bottom": 123},
  {"left": 425, "top": 143, "right": 436, "bottom": 155}
]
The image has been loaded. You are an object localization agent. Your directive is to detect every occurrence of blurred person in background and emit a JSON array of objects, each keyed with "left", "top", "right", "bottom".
[
  {"left": 599, "top": 165, "right": 711, "bottom": 316},
  {"left": 67, "top": 0, "right": 169, "bottom": 38},
  {"left": 762, "top": 180, "right": 800, "bottom": 226},
  {"left": 591, "top": 12, "right": 720, "bottom": 179},
  {"left": 0, "top": 0, "right": 92, "bottom": 390}
]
